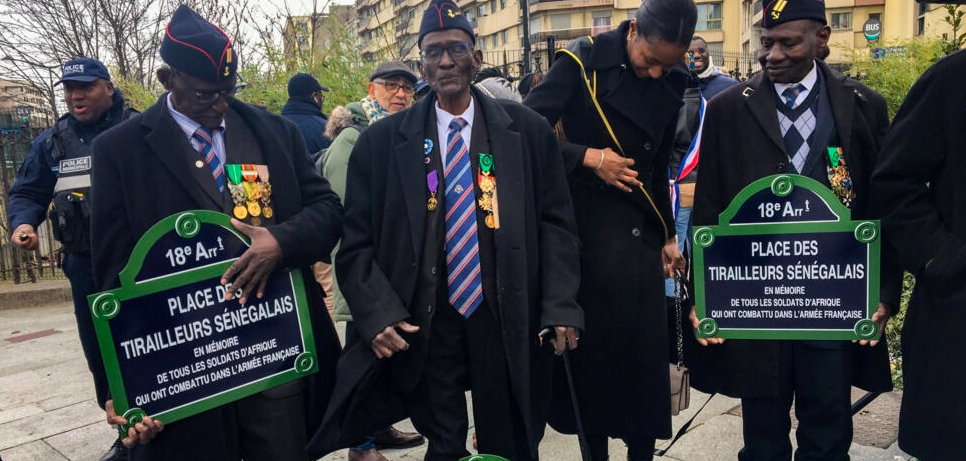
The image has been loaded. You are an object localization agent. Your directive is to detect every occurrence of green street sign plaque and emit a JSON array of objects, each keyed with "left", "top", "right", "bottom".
[
  {"left": 692, "top": 175, "right": 881, "bottom": 341},
  {"left": 88, "top": 210, "right": 318, "bottom": 433}
]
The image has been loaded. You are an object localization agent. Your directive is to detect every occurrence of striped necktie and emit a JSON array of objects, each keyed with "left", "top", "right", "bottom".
[
  {"left": 192, "top": 127, "right": 224, "bottom": 192},
  {"left": 782, "top": 83, "right": 806, "bottom": 109},
  {"left": 443, "top": 117, "right": 482, "bottom": 318}
]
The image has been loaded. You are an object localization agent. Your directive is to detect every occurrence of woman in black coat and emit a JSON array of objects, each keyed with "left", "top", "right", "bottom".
[{"left": 524, "top": 0, "right": 696, "bottom": 459}]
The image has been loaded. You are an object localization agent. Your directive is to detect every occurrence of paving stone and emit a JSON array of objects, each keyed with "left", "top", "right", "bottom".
[
  {"left": 0, "top": 405, "right": 44, "bottom": 425},
  {"left": 0, "top": 440, "right": 68, "bottom": 461},
  {"left": 44, "top": 421, "right": 118, "bottom": 461},
  {"left": 0, "top": 400, "right": 104, "bottom": 450}
]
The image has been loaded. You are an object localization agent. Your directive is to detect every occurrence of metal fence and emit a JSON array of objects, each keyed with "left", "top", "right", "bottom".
[{"left": 0, "top": 115, "right": 65, "bottom": 283}]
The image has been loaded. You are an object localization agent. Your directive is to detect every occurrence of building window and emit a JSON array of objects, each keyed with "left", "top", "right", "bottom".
[
  {"left": 530, "top": 18, "right": 541, "bottom": 35},
  {"left": 500, "top": 0, "right": 506, "bottom": 9},
  {"left": 550, "top": 13, "right": 571, "bottom": 31},
  {"left": 492, "top": 34, "right": 498, "bottom": 48},
  {"left": 868, "top": 12, "right": 881, "bottom": 22},
  {"left": 478, "top": 4, "right": 486, "bottom": 16},
  {"left": 490, "top": 0, "right": 496, "bottom": 15},
  {"left": 501, "top": 29, "right": 508, "bottom": 44},
  {"left": 829, "top": 12, "right": 851, "bottom": 30},
  {"left": 592, "top": 11, "right": 612, "bottom": 36},
  {"left": 696, "top": 3, "right": 723, "bottom": 30}
]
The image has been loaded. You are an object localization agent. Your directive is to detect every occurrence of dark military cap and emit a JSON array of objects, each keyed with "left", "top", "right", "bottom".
[
  {"left": 160, "top": 5, "right": 237, "bottom": 83},
  {"left": 762, "top": 0, "right": 827, "bottom": 28},
  {"left": 418, "top": 0, "right": 476, "bottom": 47}
]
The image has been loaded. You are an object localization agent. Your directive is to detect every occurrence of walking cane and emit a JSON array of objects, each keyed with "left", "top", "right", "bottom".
[{"left": 540, "top": 328, "right": 592, "bottom": 461}]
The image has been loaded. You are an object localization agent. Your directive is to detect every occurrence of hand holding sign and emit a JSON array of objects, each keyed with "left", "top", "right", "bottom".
[
  {"left": 857, "top": 303, "right": 890, "bottom": 347},
  {"left": 106, "top": 399, "right": 163, "bottom": 447},
  {"left": 221, "top": 219, "right": 282, "bottom": 305}
]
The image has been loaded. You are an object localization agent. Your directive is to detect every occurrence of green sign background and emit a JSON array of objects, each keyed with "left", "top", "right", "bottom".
[
  {"left": 692, "top": 175, "right": 881, "bottom": 341},
  {"left": 88, "top": 210, "right": 318, "bottom": 433}
]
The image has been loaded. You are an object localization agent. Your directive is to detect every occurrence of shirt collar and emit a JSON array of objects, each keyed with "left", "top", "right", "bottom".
[
  {"left": 166, "top": 92, "right": 227, "bottom": 139},
  {"left": 773, "top": 61, "right": 818, "bottom": 99},
  {"left": 434, "top": 95, "right": 475, "bottom": 128}
]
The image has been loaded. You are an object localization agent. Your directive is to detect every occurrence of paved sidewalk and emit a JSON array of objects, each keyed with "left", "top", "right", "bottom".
[{"left": 0, "top": 303, "right": 911, "bottom": 461}]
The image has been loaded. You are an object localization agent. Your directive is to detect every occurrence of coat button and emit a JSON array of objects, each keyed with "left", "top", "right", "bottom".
[
  {"left": 643, "top": 142, "right": 653, "bottom": 151},
  {"left": 631, "top": 227, "right": 642, "bottom": 238},
  {"left": 411, "top": 261, "right": 417, "bottom": 268},
  {"left": 431, "top": 266, "right": 436, "bottom": 276},
  {"left": 427, "top": 305, "right": 434, "bottom": 314},
  {"left": 776, "top": 163, "right": 787, "bottom": 172}
]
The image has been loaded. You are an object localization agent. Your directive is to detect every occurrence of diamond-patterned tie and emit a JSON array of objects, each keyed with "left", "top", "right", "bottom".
[
  {"left": 443, "top": 117, "right": 482, "bottom": 318},
  {"left": 782, "top": 84, "right": 806, "bottom": 109},
  {"left": 192, "top": 127, "right": 224, "bottom": 192}
]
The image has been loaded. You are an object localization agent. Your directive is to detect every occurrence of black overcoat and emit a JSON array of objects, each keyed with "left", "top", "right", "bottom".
[
  {"left": 524, "top": 20, "right": 686, "bottom": 440},
  {"left": 690, "top": 60, "right": 897, "bottom": 398},
  {"left": 89, "top": 94, "right": 344, "bottom": 456},
  {"left": 870, "top": 49, "right": 966, "bottom": 461},
  {"left": 308, "top": 88, "right": 583, "bottom": 457}
]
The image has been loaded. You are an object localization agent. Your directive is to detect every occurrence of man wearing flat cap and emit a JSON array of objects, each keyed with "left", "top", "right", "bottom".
[
  {"left": 8, "top": 56, "right": 136, "bottom": 461},
  {"left": 321, "top": 59, "right": 426, "bottom": 461},
  {"left": 281, "top": 72, "right": 331, "bottom": 156},
  {"left": 689, "top": 0, "right": 898, "bottom": 459},
  {"left": 308, "top": 0, "right": 582, "bottom": 459},
  {"left": 89, "top": 5, "right": 343, "bottom": 460}
]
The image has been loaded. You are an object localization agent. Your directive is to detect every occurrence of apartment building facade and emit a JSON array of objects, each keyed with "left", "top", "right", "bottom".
[{"left": 346, "top": 0, "right": 961, "bottom": 77}]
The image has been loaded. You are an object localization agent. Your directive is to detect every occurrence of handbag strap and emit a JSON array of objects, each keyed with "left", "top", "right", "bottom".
[
  {"left": 556, "top": 38, "right": 670, "bottom": 242},
  {"left": 675, "top": 272, "right": 686, "bottom": 366},
  {"left": 653, "top": 392, "right": 716, "bottom": 457}
]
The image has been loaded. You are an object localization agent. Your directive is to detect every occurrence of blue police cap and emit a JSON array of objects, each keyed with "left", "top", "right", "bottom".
[{"left": 55, "top": 57, "right": 111, "bottom": 86}]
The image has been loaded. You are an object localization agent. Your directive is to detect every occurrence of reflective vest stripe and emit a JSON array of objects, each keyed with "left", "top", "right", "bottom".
[{"left": 53, "top": 174, "right": 91, "bottom": 193}]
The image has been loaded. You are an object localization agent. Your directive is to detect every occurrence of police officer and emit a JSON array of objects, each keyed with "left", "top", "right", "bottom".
[{"left": 7, "top": 56, "right": 135, "bottom": 461}]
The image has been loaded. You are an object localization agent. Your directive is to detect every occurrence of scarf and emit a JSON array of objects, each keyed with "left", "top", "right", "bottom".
[
  {"left": 696, "top": 55, "right": 717, "bottom": 80},
  {"left": 360, "top": 96, "right": 391, "bottom": 124}
]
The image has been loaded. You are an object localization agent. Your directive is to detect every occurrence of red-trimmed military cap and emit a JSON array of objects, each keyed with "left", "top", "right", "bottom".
[{"left": 160, "top": 5, "right": 237, "bottom": 83}]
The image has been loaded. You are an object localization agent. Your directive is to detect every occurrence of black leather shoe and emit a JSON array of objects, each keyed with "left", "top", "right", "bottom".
[
  {"left": 98, "top": 438, "right": 128, "bottom": 461},
  {"left": 372, "top": 427, "right": 425, "bottom": 449}
]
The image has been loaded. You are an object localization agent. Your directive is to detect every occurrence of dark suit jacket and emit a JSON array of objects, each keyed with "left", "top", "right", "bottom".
[
  {"left": 89, "top": 94, "right": 344, "bottom": 455},
  {"left": 691, "top": 60, "right": 896, "bottom": 398},
  {"left": 309, "top": 88, "right": 583, "bottom": 457},
  {"left": 871, "top": 49, "right": 966, "bottom": 460}
]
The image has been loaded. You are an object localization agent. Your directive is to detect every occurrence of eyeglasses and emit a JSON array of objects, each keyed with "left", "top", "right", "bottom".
[
  {"left": 420, "top": 41, "right": 474, "bottom": 63},
  {"left": 688, "top": 47, "right": 707, "bottom": 54},
  {"left": 174, "top": 70, "right": 246, "bottom": 104},
  {"left": 372, "top": 80, "right": 415, "bottom": 94}
]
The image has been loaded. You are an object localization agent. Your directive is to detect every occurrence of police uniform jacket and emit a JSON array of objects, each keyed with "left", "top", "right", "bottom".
[
  {"left": 871, "top": 49, "right": 966, "bottom": 461},
  {"left": 309, "top": 87, "right": 583, "bottom": 457},
  {"left": 89, "top": 93, "right": 343, "bottom": 449},
  {"left": 691, "top": 59, "right": 898, "bottom": 398},
  {"left": 7, "top": 91, "right": 129, "bottom": 246}
]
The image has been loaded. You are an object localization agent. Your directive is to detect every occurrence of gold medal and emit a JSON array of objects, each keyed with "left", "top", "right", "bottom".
[
  {"left": 233, "top": 205, "right": 248, "bottom": 219},
  {"left": 478, "top": 194, "right": 492, "bottom": 211},
  {"left": 248, "top": 201, "right": 262, "bottom": 217},
  {"left": 479, "top": 176, "right": 494, "bottom": 193},
  {"left": 262, "top": 205, "right": 274, "bottom": 219},
  {"left": 427, "top": 196, "right": 438, "bottom": 211},
  {"left": 485, "top": 214, "right": 496, "bottom": 229}
]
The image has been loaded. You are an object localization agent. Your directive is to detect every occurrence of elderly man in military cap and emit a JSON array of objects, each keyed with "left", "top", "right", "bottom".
[
  {"left": 690, "top": 0, "right": 898, "bottom": 460},
  {"left": 89, "top": 5, "right": 343, "bottom": 460},
  {"left": 309, "top": 0, "right": 582, "bottom": 459}
]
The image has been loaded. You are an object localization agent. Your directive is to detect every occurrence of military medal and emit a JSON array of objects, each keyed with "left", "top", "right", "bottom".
[
  {"left": 256, "top": 165, "right": 274, "bottom": 220},
  {"left": 233, "top": 205, "right": 248, "bottom": 219},
  {"left": 225, "top": 165, "right": 250, "bottom": 219},
  {"left": 477, "top": 153, "right": 498, "bottom": 229},
  {"left": 427, "top": 171, "right": 439, "bottom": 211},
  {"left": 826, "top": 147, "right": 855, "bottom": 208}
]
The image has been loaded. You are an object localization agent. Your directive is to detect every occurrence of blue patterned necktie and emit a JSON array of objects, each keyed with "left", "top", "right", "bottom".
[
  {"left": 782, "top": 83, "right": 806, "bottom": 109},
  {"left": 443, "top": 117, "right": 482, "bottom": 318},
  {"left": 192, "top": 127, "right": 224, "bottom": 192}
]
